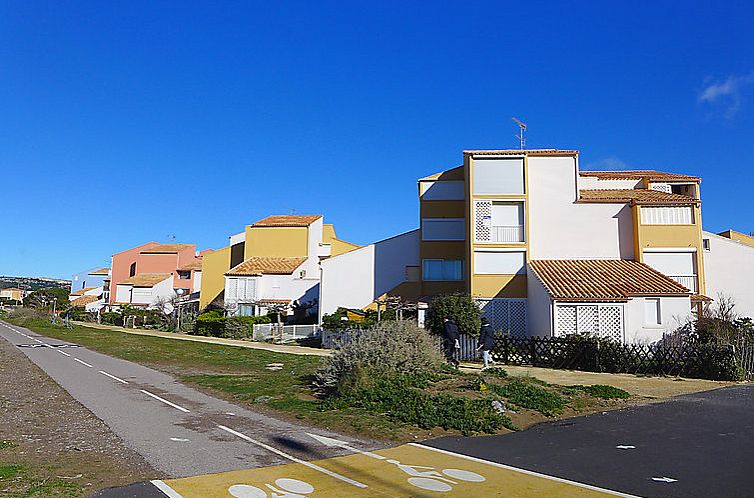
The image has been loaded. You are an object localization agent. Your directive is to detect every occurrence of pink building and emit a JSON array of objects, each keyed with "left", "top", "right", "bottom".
[{"left": 109, "top": 242, "right": 201, "bottom": 307}]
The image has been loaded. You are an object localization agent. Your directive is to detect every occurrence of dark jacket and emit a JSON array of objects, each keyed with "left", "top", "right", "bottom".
[
  {"left": 443, "top": 319, "right": 460, "bottom": 341},
  {"left": 478, "top": 323, "right": 495, "bottom": 350}
]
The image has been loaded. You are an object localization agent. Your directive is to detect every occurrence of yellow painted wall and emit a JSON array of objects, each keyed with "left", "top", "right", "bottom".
[
  {"left": 471, "top": 274, "right": 527, "bottom": 298},
  {"left": 633, "top": 204, "right": 706, "bottom": 294},
  {"left": 199, "top": 247, "right": 231, "bottom": 309},
  {"left": 322, "top": 224, "right": 361, "bottom": 256},
  {"left": 245, "top": 226, "right": 308, "bottom": 259},
  {"left": 720, "top": 229, "right": 754, "bottom": 248}
]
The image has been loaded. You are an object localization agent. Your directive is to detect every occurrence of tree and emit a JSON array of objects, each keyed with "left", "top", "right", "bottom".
[
  {"left": 425, "top": 293, "right": 481, "bottom": 337},
  {"left": 24, "top": 287, "right": 69, "bottom": 309}
]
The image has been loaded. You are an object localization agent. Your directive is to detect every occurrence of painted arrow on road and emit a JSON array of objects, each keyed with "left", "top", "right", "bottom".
[{"left": 652, "top": 476, "right": 678, "bottom": 483}]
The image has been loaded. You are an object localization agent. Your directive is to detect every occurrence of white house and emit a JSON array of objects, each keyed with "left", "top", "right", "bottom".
[
  {"left": 527, "top": 259, "right": 693, "bottom": 343},
  {"left": 319, "top": 229, "right": 421, "bottom": 319},
  {"left": 68, "top": 285, "right": 105, "bottom": 312},
  {"left": 703, "top": 230, "right": 754, "bottom": 319},
  {"left": 114, "top": 273, "right": 176, "bottom": 310}
]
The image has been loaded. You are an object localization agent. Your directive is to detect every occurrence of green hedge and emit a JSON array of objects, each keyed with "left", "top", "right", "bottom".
[{"left": 192, "top": 311, "right": 271, "bottom": 338}]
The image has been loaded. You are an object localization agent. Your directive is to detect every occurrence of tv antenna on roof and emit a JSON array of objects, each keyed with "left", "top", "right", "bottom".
[{"left": 512, "top": 117, "right": 527, "bottom": 149}]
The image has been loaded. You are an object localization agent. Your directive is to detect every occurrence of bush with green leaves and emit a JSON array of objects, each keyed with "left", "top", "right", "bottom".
[
  {"left": 193, "top": 311, "right": 271, "bottom": 338},
  {"left": 488, "top": 378, "right": 565, "bottom": 416},
  {"left": 425, "top": 293, "right": 481, "bottom": 337},
  {"left": 315, "top": 320, "right": 445, "bottom": 394},
  {"left": 193, "top": 311, "right": 225, "bottom": 336},
  {"left": 323, "top": 374, "right": 515, "bottom": 435},
  {"left": 321, "top": 307, "right": 397, "bottom": 330},
  {"left": 100, "top": 312, "right": 123, "bottom": 326}
]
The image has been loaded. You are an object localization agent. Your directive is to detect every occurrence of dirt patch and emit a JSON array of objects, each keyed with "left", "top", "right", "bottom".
[{"left": 0, "top": 335, "right": 157, "bottom": 497}]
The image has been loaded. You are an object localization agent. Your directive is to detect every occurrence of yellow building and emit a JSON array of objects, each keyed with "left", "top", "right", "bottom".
[{"left": 199, "top": 214, "right": 359, "bottom": 312}]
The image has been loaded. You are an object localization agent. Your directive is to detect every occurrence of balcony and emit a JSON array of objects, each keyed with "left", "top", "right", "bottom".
[
  {"left": 669, "top": 275, "right": 698, "bottom": 293},
  {"left": 317, "top": 243, "right": 332, "bottom": 258},
  {"left": 492, "top": 225, "right": 525, "bottom": 243}
]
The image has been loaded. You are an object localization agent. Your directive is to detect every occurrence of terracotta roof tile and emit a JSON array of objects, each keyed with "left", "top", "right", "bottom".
[
  {"left": 226, "top": 257, "right": 307, "bottom": 276},
  {"left": 178, "top": 259, "right": 203, "bottom": 271},
  {"left": 691, "top": 293, "right": 713, "bottom": 302},
  {"left": 89, "top": 267, "right": 110, "bottom": 276},
  {"left": 119, "top": 273, "right": 172, "bottom": 287},
  {"left": 578, "top": 189, "right": 699, "bottom": 205},
  {"left": 529, "top": 259, "right": 690, "bottom": 302},
  {"left": 70, "top": 286, "right": 98, "bottom": 297},
  {"left": 252, "top": 215, "right": 322, "bottom": 227},
  {"left": 463, "top": 149, "right": 579, "bottom": 156},
  {"left": 580, "top": 170, "right": 700, "bottom": 182},
  {"left": 70, "top": 295, "right": 100, "bottom": 307},
  {"left": 140, "top": 244, "right": 194, "bottom": 254},
  {"left": 256, "top": 299, "right": 292, "bottom": 304}
]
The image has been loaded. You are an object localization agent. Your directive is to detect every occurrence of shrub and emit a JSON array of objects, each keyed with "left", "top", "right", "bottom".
[
  {"left": 223, "top": 315, "right": 272, "bottom": 339},
  {"left": 324, "top": 375, "right": 514, "bottom": 435},
  {"left": 425, "top": 293, "right": 481, "bottom": 337},
  {"left": 193, "top": 311, "right": 225, "bottom": 336},
  {"left": 100, "top": 312, "right": 123, "bottom": 326},
  {"left": 315, "top": 320, "right": 445, "bottom": 394},
  {"left": 567, "top": 384, "right": 630, "bottom": 399},
  {"left": 483, "top": 367, "right": 508, "bottom": 378},
  {"left": 489, "top": 378, "right": 565, "bottom": 415}
]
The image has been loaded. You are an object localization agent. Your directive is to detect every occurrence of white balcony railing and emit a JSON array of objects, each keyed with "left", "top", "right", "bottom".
[
  {"left": 669, "top": 275, "right": 698, "bottom": 293},
  {"left": 492, "top": 225, "right": 525, "bottom": 243}
]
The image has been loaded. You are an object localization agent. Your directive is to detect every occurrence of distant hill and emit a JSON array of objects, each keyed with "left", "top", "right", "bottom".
[{"left": 0, "top": 275, "right": 71, "bottom": 291}]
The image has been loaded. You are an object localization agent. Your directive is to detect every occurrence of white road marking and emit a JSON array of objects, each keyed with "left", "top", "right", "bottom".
[
  {"left": 616, "top": 445, "right": 636, "bottom": 449},
  {"left": 308, "top": 433, "right": 386, "bottom": 460},
  {"left": 140, "top": 389, "right": 190, "bottom": 413},
  {"left": 170, "top": 437, "right": 190, "bottom": 442},
  {"left": 652, "top": 476, "right": 678, "bottom": 483},
  {"left": 217, "top": 425, "right": 367, "bottom": 488},
  {"left": 99, "top": 370, "right": 128, "bottom": 384},
  {"left": 411, "top": 444, "right": 641, "bottom": 498},
  {"left": 73, "top": 357, "right": 94, "bottom": 368},
  {"left": 57, "top": 350, "right": 71, "bottom": 357},
  {"left": 150, "top": 480, "right": 185, "bottom": 498}
]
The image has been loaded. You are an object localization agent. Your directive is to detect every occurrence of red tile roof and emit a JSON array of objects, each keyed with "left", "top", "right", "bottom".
[
  {"left": 580, "top": 170, "right": 700, "bottom": 182},
  {"left": 119, "top": 273, "right": 172, "bottom": 287},
  {"left": 70, "top": 295, "right": 100, "bottom": 307},
  {"left": 70, "top": 286, "right": 98, "bottom": 297},
  {"left": 88, "top": 268, "right": 111, "bottom": 276},
  {"left": 252, "top": 215, "right": 322, "bottom": 227},
  {"left": 463, "top": 149, "right": 579, "bottom": 156},
  {"left": 529, "top": 259, "right": 691, "bottom": 302},
  {"left": 140, "top": 244, "right": 194, "bottom": 254},
  {"left": 578, "top": 189, "right": 699, "bottom": 206},
  {"left": 226, "top": 257, "right": 307, "bottom": 276},
  {"left": 178, "top": 259, "right": 203, "bottom": 271}
]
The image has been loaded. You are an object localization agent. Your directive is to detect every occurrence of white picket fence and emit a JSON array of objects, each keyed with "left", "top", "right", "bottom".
[{"left": 252, "top": 324, "right": 321, "bottom": 343}]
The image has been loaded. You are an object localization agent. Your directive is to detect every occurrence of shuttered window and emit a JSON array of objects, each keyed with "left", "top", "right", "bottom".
[{"left": 640, "top": 206, "right": 694, "bottom": 225}]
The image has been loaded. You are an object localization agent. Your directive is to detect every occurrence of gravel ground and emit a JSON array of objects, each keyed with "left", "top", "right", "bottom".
[{"left": 0, "top": 334, "right": 157, "bottom": 496}]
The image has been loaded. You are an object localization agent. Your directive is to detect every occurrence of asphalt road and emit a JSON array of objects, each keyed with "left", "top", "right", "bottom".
[
  {"left": 425, "top": 383, "right": 754, "bottom": 498},
  {"left": 0, "top": 320, "right": 375, "bottom": 480}
]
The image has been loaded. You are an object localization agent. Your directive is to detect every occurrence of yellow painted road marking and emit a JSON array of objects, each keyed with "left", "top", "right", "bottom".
[{"left": 164, "top": 443, "right": 638, "bottom": 497}]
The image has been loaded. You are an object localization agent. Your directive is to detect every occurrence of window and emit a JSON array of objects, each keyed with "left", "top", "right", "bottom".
[
  {"left": 644, "top": 298, "right": 661, "bottom": 326},
  {"left": 703, "top": 239, "right": 711, "bottom": 251},
  {"left": 473, "top": 250, "right": 526, "bottom": 275},
  {"left": 421, "top": 218, "right": 465, "bottom": 241},
  {"left": 129, "top": 262, "right": 137, "bottom": 277},
  {"left": 420, "top": 181, "right": 465, "bottom": 200},
  {"left": 177, "top": 271, "right": 191, "bottom": 280},
  {"left": 238, "top": 304, "right": 254, "bottom": 316},
  {"left": 472, "top": 158, "right": 525, "bottom": 195},
  {"left": 422, "top": 259, "right": 463, "bottom": 281}
]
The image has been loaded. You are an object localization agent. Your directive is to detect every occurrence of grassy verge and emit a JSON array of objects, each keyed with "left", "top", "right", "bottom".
[{"left": 6, "top": 314, "right": 632, "bottom": 441}]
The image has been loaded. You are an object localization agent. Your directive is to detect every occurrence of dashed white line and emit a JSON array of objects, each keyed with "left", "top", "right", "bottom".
[
  {"left": 73, "top": 357, "right": 94, "bottom": 368},
  {"left": 140, "top": 389, "right": 190, "bottom": 413},
  {"left": 217, "top": 424, "right": 367, "bottom": 488},
  {"left": 57, "top": 350, "right": 71, "bottom": 357},
  {"left": 99, "top": 370, "right": 128, "bottom": 384}
]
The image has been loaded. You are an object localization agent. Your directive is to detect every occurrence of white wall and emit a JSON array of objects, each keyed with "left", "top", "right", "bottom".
[
  {"left": 319, "top": 244, "right": 375, "bottom": 318},
  {"left": 115, "top": 284, "right": 132, "bottom": 304},
  {"left": 526, "top": 271, "right": 552, "bottom": 337},
  {"left": 624, "top": 296, "right": 691, "bottom": 343},
  {"left": 193, "top": 271, "right": 202, "bottom": 293},
  {"left": 578, "top": 176, "right": 642, "bottom": 190},
  {"left": 528, "top": 156, "right": 634, "bottom": 260},
  {"left": 319, "top": 229, "right": 420, "bottom": 319},
  {"left": 703, "top": 231, "right": 754, "bottom": 318}
]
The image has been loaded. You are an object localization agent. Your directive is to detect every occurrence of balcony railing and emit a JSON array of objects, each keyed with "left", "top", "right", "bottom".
[
  {"left": 492, "top": 225, "right": 525, "bottom": 243},
  {"left": 669, "top": 275, "right": 698, "bottom": 293}
]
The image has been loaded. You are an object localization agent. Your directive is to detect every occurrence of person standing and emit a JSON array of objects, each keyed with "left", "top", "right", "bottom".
[
  {"left": 477, "top": 316, "right": 496, "bottom": 370},
  {"left": 442, "top": 315, "right": 460, "bottom": 367}
]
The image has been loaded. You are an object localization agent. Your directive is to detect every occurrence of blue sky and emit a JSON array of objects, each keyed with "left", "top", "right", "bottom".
[{"left": 1, "top": 1, "right": 753, "bottom": 279}]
